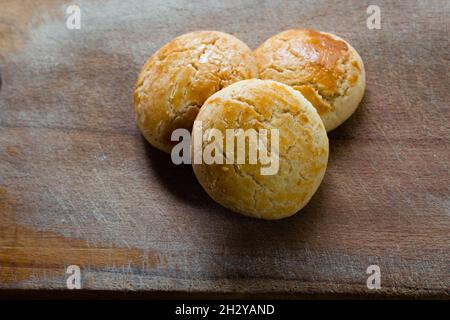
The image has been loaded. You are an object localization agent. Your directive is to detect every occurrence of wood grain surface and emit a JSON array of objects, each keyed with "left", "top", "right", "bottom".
[{"left": 0, "top": 0, "right": 449, "bottom": 297}]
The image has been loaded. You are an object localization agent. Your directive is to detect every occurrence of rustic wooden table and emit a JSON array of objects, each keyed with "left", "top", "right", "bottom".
[{"left": 0, "top": 0, "right": 449, "bottom": 298}]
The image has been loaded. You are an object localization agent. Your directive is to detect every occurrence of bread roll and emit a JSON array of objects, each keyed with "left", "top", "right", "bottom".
[
  {"left": 191, "top": 79, "right": 329, "bottom": 220},
  {"left": 134, "top": 31, "right": 258, "bottom": 153},
  {"left": 254, "top": 29, "right": 365, "bottom": 131}
]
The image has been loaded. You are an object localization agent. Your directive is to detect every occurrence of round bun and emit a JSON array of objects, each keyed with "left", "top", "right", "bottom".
[
  {"left": 191, "top": 79, "right": 329, "bottom": 220},
  {"left": 134, "top": 31, "right": 258, "bottom": 153},
  {"left": 254, "top": 29, "right": 365, "bottom": 131}
]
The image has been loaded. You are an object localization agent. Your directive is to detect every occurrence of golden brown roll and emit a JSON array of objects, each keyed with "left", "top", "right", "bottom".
[
  {"left": 254, "top": 29, "right": 365, "bottom": 131},
  {"left": 134, "top": 31, "right": 258, "bottom": 153},
  {"left": 191, "top": 79, "right": 329, "bottom": 220}
]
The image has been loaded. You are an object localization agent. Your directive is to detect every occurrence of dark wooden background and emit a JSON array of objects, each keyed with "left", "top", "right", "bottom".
[{"left": 0, "top": 0, "right": 449, "bottom": 298}]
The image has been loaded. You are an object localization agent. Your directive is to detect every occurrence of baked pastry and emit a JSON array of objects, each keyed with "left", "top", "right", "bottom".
[
  {"left": 191, "top": 79, "right": 329, "bottom": 220},
  {"left": 253, "top": 29, "right": 365, "bottom": 131},
  {"left": 134, "top": 31, "right": 258, "bottom": 153}
]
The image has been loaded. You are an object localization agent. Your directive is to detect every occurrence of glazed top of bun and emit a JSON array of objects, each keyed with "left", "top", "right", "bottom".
[
  {"left": 134, "top": 31, "right": 257, "bottom": 153},
  {"left": 254, "top": 29, "right": 365, "bottom": 131}
]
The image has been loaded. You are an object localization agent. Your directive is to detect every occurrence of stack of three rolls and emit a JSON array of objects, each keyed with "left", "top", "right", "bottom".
[{"left": 134, "top": 30, "right": 365, "bottom": 219}]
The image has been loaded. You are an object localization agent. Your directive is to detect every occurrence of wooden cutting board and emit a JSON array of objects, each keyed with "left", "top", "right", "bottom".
[{"left": 0, "top": 0, "right": 449, "bottom": 298}]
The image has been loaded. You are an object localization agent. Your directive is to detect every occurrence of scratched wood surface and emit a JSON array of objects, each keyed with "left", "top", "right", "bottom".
[{"left": 0, "top": 0, "right": 449, "bottom": 297}]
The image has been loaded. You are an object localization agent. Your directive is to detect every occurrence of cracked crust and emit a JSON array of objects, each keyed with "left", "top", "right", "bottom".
[
  {"left": 134, "top": 31, "right": 258, "bottom": 153},
  {"left": 254, "top": 29, "right": 366, "bottom": 131},
  {"left": 192, "top": 79, "right": 329, "bottom": 220}
]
